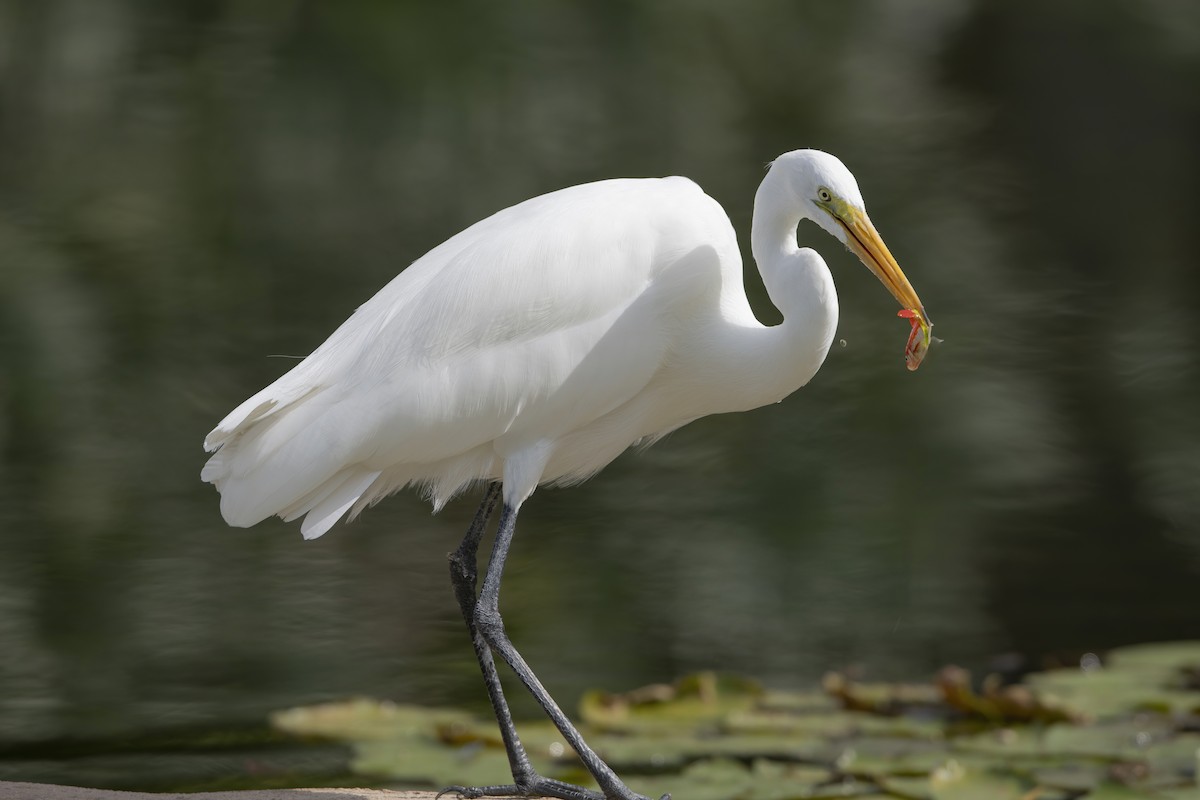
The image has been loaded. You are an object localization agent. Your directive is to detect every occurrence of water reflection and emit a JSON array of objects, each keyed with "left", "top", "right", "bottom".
[{"left": 1, "top": 0, "right": 1198, "bottom": 771}]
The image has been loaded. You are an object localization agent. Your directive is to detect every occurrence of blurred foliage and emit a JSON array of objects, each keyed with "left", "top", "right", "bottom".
[
  {"left": 1, "top": 0, "right": 1199, "bottom": 787},
  {"left": 272, "top": 643, "right": 1200, "bottom": 798}
]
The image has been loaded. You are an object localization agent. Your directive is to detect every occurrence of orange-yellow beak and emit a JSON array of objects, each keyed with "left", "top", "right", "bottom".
[{"left": 832, "top": 204, "right": 933, "bottom": 371}]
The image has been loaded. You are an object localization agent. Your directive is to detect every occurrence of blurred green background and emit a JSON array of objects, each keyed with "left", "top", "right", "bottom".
[{"left": 2, "top": 0, "right": 1200, "bottom": 786}]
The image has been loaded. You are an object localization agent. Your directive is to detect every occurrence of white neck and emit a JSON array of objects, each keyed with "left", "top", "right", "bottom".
[{"left": 703, "top": 168, "right": 840, "bottom": 412}]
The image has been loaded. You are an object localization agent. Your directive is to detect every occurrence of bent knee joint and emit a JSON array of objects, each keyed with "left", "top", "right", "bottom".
[{"left": 474, "top": 606, "right": 504, "bottom": 640}]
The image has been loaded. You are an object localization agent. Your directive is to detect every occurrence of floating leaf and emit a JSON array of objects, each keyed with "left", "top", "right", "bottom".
[
  {"left": 268, "top": 647, "right": 1200, "bottom": 799},
  {"left": 1029, "top": 762, "right": 1107, "bottom": 792},
  {"left": 588, "top": 729, "right": 829, "bottom": 768},
  {"left": 1105, "top": 642, "right": 1200, "bottom": 673},
  {"left": 580, "top": 671, "right": 762, "bottom": 733},
  {"left": 927, "top": 760, "right": 1033, "bottom": 800},
  {"left": 1029, "top": 668, "right": 1200, "bottom": 719},
  {"left": 876, "top": 758, "right": 1037, "bottom": 800},
  {"left": 1086, "top": 783, "right": 1189, "bottom": 800},
  {"left": 759, "top": 689, "right": 842, "bottom": 714},
  {"left": 936, "top": 665, "right": 1078, "bottom": 724},
  {"left": 354, "top": 736, "right": 522, "bottom": 787},
  {"left": 831, "top": 735, "right": 954, "bottom": 779},
  {"left": 271, "top": 698, "right": 474, "bottom": 741},
  {"left": 823, "top": 672, "right": 943, "bottom": 716}
]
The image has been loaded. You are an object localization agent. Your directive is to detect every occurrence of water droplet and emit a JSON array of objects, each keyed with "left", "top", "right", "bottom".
[
  {"left": 1080, "top": 652, "right": 1102, "bottom": 672},
  {"left": 548, "top": 741, "right": 564, "bottom": 758}
]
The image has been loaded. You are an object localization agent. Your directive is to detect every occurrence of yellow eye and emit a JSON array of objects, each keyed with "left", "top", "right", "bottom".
[{"left": 817, "top": 188, "right": 833, "bottom": 203}]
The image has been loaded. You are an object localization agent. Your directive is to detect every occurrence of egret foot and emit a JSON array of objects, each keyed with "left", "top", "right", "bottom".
[{"left": 437, "top": 777, "right": 667, "bottom": 800}]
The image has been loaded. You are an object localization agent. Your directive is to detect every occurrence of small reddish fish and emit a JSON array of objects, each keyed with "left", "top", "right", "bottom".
[{"left": 897, "top": 308, "right": 933, "bottom": 371}]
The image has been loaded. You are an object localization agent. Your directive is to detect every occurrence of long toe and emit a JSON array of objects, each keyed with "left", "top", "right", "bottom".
[
  {"left": 436, "top": 778, "right": 660, "bottom": 800},
  {"left": 436, "top": 782, "right": 601, "bottom": 800}
]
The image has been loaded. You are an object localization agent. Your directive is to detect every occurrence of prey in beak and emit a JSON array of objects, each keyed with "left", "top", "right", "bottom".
[{"left": 819, "top": 195, "right": 934, "bottom": 370}]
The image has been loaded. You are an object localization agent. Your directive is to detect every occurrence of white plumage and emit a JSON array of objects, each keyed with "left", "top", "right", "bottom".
[{"left": 203, "top": 149, "right": 929, "bottom": 539}]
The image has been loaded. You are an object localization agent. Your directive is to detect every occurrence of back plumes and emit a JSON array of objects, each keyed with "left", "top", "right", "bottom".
[{"left": 202, "top": 175, "right": 741, "bottom": 537}]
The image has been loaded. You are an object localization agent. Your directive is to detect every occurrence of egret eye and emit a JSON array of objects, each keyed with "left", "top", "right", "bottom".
[{"left": 817, "top": 188, "right": 832, "bottom": 203}]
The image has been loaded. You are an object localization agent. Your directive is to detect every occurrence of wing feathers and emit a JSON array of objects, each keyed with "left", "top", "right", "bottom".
[
  {"left": 299, "top": 469, "right": 382, "bottom": 539},
  {"left": 202, "top": 176, "right": 729, "bottom": 534}
]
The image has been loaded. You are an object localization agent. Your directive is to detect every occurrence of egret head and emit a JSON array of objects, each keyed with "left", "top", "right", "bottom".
[
  {"left": 771, "top": 149, "right": 866, "bottom": 243},
  {"left": 772, "top": 149, "right": 933, "bottom": 370}
]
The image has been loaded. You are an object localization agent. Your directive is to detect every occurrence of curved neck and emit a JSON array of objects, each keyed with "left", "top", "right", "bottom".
[
  {"left": 750, "top": 166, "right": 831, "bottom": 324},
  {"left": 692, "top": 169, "right": 839, "bottom": 414},
  {"left": 751, "top": 164, "right": 838, "bottom": 339},
  {"left": 751, "top": 167, "right": 802, "bottom": 285}
]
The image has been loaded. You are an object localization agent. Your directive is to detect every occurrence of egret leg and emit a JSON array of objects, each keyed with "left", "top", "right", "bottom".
[
  {"left": 446, "top": 489, "right": 609, "bottom": 800},
  {"left": 447, "top": 483, "right": 541, "bottom": 787},
  {"left": 446, "top": 501, "right": 662, "bottom": 800}
]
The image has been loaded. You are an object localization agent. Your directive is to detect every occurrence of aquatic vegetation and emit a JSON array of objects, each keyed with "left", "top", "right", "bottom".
[{"left": 272, "top": 642, "right": 1200, "bottom": 799}]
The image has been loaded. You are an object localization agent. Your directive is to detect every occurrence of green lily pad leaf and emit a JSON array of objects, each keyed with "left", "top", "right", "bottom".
[
  {"left": 759, "top": 689, "right": 842, "bottom": 714},
  {"left": 823, "top": 672, "right": 942, "bottom": 716},
  {"left": 953, "top": 719, "right": 1175, "bottom": 764},
  {"left": 950, "top": 726, "right": 1043, "bottom": 758},
  {"left": 267, "top": 647, "right": 1200, "bottom": 797},
  {"left": 833, "top": 736, "right": 956, "bottom": 779},
  {"left": 1086, "top": 783, "right": 1186, "bottom": 799},
  {"left": 750, "top": 758, "right": 838, "bottom": 796},
  {"left": 1040, "top": 718, "right": 1173, "bottom": 759},
  {"left": 1142, "top": 734, "right": 1200, "bottom": 789},
  {"left": 878, "top": 757, "right": 1045, "bottom": 800},
  {"left": 1030, "top": 763, "right": 1108, "bottom": 792},
  {"left": 1154, "top": 787, "right": 1200, "bottom": 800},
  {"left": 588, "top": 729, "right": 830, "bottom": 769},
  {"left": 926, "top": 760, "right": 1033, "bottom": 800},
  {"left": 1029, "top": 669, "right": 1200, "bottom": 719},
  {"left": 624, "top": 758, "right": 848, "bottom": 800},
  {"left": 724, "top": 709, "right": 864, "bottom": 738},
  {"left": 431, "top": 716, "right": 572, "bottom": 761},
  {"left": 724, "top": 708, "right": 943, "bottom": 742},
  {"left": 627, "top": 758, "right": 749, "bottom": 800},
  {"left": 803, "top": 781, "right": 883, "bottom": 799},
  {"left": 1106, "top": 642, "right": 1200, "bottom": 672},
  {"left": 878, "top": 774, "right": 936, "bottom": 800},
  {"left": 936, "top": 666, "right": 1079, "bottom": 724},
  {"left": 852, "top": 713, "right": 947, "bottom": 741},
  {"left": 580, "top": 672, "right": 761, "bottom": 733},
  {"left": 353, "top": 736, "right": 525, "bottom": 787},
  {"left": 271, "top": 698, "right": 474, "bottom": 741}
]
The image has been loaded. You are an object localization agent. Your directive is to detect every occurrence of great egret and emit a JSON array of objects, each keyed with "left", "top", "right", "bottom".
[{"left": 203, "top": 149, "right": 932, "bottom": 800}]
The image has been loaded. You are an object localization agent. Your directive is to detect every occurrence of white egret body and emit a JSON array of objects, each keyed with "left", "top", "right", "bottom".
[
  {"left": 204, "top": 150, "right": 927, "bottom": 538},
  {"left": 202, "top": 149, "right": 930, "bottom": 800}
]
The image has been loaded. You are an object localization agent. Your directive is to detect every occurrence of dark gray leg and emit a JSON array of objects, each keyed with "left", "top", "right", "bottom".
[
  {"left": 450, "top": 501, "right": 664, "bottom": 800},
  {"left": 445, "top": 486, "right": 610, "bottom": 800},
  {"left": 446, "top": 483, "right": 540, "bottom": 786}
]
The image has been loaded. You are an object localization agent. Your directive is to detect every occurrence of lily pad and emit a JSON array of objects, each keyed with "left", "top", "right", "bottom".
[
  {"left": 579, "top": 671, "right": 762, "bottom": 733},
  {"left": 589, "top": 729, "right": 830, "bottom": 768},
  {"left": 1029, "top": 668, "right": 1200, "bottom": 719},
  {"left": 354, "top": 736, "right": 523, "bottom": 788},
  {"left": 936, "top": 666, "right": 1078, "bottom": 724},
  {"left": 624, "top": 758, "right": 855, "bottom": 800},
  {"left": 269, "top": 656, "right": 1200, "bottom": 799},
  {"left": 270, "top": 698, "right": 474, "bottom": 741},
  {"left": 1105, "top": 642, "right": 1200, "bottom": 673},
  {"left": 823, "top": 672, "right": 943, "bottom": 716},
  {"left": 877, "top": 758, "right": 1034, "bottom": 800}
]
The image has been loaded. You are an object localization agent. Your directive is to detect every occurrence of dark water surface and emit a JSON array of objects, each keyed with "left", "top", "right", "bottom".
[{"left": 2, "top": 0, "right": 1200, "bottom": 788}]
